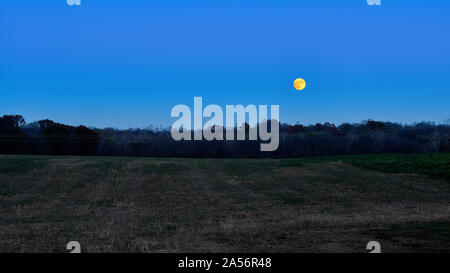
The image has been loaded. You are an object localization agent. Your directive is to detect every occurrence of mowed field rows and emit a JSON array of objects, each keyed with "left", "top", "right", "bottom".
[{"left": 0, "top": 154, "right": 449, "bottom": 252}]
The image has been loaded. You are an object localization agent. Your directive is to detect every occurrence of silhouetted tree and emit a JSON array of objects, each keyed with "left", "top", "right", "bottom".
[
  {"left": 38, "top": 119, "right": 73, "bottom": 155},
  {"left": 0, "top": 115, "right": 25, "bottom": 154},
  {"left": 72, "top": 125, "right": 100, "bottom": 155}
]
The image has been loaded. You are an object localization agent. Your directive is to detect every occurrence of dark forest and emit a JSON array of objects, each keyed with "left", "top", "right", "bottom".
[{"left": 1, "top": 114, "right": 449, "bottom": 158}]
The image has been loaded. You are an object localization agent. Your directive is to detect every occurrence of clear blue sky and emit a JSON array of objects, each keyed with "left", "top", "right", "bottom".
[{"left": 1, "top": 0, "right": 450, "bottom": 129}]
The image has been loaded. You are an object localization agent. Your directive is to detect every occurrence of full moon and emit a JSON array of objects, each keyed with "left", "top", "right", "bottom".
[{"left": 294, "top": 78, "right": 306, "bottom": 91}]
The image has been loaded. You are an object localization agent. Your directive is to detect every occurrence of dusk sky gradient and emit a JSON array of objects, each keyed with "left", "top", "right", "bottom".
[{"left": 1, "top": 0, "right": 450, "bottom": 129}]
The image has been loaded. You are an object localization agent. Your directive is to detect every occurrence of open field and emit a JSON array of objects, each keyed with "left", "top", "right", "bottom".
[{"left": 0, "top": 154, "right": 449, "bottom": 253}]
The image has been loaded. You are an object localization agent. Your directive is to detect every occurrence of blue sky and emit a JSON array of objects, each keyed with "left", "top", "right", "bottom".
[{"left": 1, "top": 0, "right": 450, "bottom": 129}]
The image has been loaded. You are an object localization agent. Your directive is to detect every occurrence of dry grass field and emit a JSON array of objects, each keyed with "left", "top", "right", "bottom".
[{"left": 0, "top": 154, "right": 449, "bottom": 253}]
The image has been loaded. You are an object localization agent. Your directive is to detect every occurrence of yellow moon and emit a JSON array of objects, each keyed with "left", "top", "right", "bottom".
[{"left": 294, "top": 78, "right": 306, "bottom": 91}]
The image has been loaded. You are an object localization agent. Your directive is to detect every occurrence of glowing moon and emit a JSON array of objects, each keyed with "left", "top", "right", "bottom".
[{"left": 294, "top": 78, "right": 306, "bottom": 91}]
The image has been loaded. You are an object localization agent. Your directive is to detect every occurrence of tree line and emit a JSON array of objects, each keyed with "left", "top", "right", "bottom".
[{"left": 1, "top": 114, "right": 449, "bottom": 158}]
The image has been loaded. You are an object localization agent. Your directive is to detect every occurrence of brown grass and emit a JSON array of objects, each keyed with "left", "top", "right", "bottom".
[{"left": 0, "top": 155, "right": 449, "bottom": 253}]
